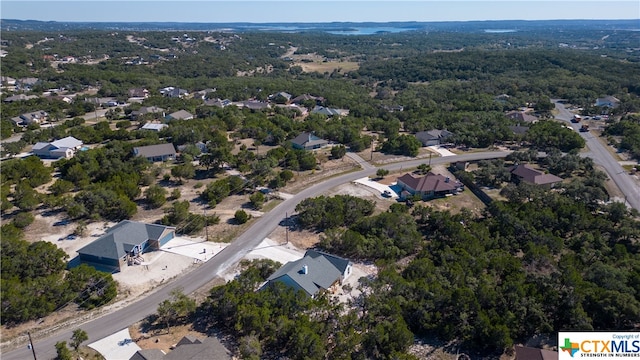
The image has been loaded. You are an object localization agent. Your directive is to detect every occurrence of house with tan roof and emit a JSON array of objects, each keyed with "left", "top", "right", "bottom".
[{"left": 165, "top": 110, "right": 194, "bottom": 121}]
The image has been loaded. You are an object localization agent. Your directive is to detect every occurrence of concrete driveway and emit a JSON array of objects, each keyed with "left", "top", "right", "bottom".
[
  {"left": 353, "top": 177, "right": 399, "bottom": 198},
  {"left": 88, "top": 328, "right": 140, "bottom": 360}
]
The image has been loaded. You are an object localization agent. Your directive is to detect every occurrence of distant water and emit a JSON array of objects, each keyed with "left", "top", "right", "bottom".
[
  {"left": 484, "top": 29, "right": 517, "bottom": 33},
  {"left": 326, "top": 27, "right": 419, "bottom": 35}
]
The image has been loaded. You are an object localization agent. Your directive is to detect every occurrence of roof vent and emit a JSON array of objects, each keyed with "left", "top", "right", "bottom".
[{"left": 301, "top": 264, "right": 308, "bottom": 274}]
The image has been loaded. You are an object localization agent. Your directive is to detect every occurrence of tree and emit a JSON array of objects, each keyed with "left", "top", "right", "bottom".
[
  {"left": 376, "top": 168, "right": 390, "bottom": 179},
  {"left": 331, "top": 145, "right": 347, "bottom": 159},
  {"left": 171, "top": 162, "right": 196, "bottom": 183},
  {"left": 157, "top": 288, "right": 196, "bottom": 333},
  {"left": 55, "top": 341, "right": 72, "bottom": 360},
  {"left": 70, "top": 329, "right": 88, "bottom": 351},
  {"left": 235, "top": 209, "right": 250, "bottom": 224},
  {"left": 249, "top": 191, "right": 265, "bottom": 210},
  {"left": 144, "top": 184, "right": 168, "bottom": 208}
]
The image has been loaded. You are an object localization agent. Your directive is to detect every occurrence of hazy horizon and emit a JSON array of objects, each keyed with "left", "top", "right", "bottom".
[{"left": 2, "top": 1, "right": 639, "bottom": 23}]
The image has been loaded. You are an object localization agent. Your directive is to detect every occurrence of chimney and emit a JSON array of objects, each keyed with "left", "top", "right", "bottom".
[{"left": 301, "top": 265, "right": 308, "bottom": 274}]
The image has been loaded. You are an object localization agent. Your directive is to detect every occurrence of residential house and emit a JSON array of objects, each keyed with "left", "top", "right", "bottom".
[
  {"left": 269, "top": 91, "right": 292, "bottom": 104},
  {"left": 133, "top": 143, "right": 176, "bottom": 162},
  {"left": 140, "top": 123, "right": 168, "bottom": 131},
  {"left": 160, "top": 86, "right": 189, "bottom": 98},
  {"left": 128, "top": 88, "right": 150, "bottom": 99},
  {"left": 165, "top": 110, "right": 194, "bottom": 121},
  {"left": 291, "top": 94, "right": 325, "bottom": 106},
  {"left": 506, "top": 111, "right": 539, "bottom": 123},
  {"left": 509, "top": 164, "right": 563, "bottom": 188},
  {"left": 290, "top": 132, "right": 328, "bottom": 150},
  {"left": 177, "top": 141, "right": 207, "bottom": 153},
  {"left": 276, "top": 103, "right": 308, "bottom": 116},
  {"left": 10, "top": 110, "right": 48, "bottom": 126},
  {"left": 3, "top": 94, "right": 38, "bottom": 102},
  {"left": 415, "top": 129, "right": 455, "bottom": 146},
  {"left": 396, "top": 172, "right": 463, "bottom": 200},
  {"left": 194, "top": 88, "right": 216, "bottom": 99},
  {"left": 77, "top": 220, "right": 176, "bottom": 272},
  {"left": 382, "top": 105, "right": 404, "bottom": 112},
  {"left": 84, "top": 97, "right": 116, "bottom": 107},
  {"left": 130, "top": 106, "right": 165, "bottom": 120},
  {"left": 594, "top": 95, "right": 620, "bottom": 108},
  {"left": 45, "top": 94, "right": 74, "bottom": 104},
  {"left": 237, "top": 100, "right": 270, "bottom": 111},
  {"left": 204, "top": 98, "right": 232, "bottom": 107},
  {"left": 129, "top": 336, "right": 231, "bottom": 360},
  {"left": 514, "top": 346, "right": 558, "bottom": 360},
  {"left": 16, "top": 77, "right": 39, "bottom": 90},
  {"left": 265, "top": 250, "right": 353, "bottom": 298},
  {"left": 1, "top": 76, "right": 16, "bottom": 86},
  {"left": 508, "top": 125, "right": 530, "bottom": 135},
  {"left": 32, "top": 136, "right": 83, "bottom": 159},
  {"left": 311, "top": 105, "right": 349, "bottom": 117}
]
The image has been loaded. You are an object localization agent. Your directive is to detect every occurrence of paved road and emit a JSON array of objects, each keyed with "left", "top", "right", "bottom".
[
  {"left": 2, "top": 151, "right": 508, "bottom": 360},
  {"left": 553, "top": 101, "right": 640, "bottom": 210}
]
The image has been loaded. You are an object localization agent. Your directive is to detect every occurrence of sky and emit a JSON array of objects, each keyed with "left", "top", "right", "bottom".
[{"left": 1, "top": 0, "right": 639, "bottom": 23}]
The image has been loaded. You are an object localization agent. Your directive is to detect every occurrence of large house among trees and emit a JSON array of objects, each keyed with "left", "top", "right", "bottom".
[
  {"left": 415, "top": 129, "right": 455, "bottom": 146},
  {"left": 396, "top": 172, "right": 463, "bottom": 200},
  {"left": 509, "top": 164, "right": 563, "bottom": 188},
  {"left": 32, "top": 136, "right": 83, "bottom": 159},
  {"left": 133, "top": 143, "right": 177, "bottom": 162},
  {"left": 77, "top": 220, "right": 176, "bottom": 272},
  {"left": 290, "top": 132, "right": 328, "bottom": 150},
  {"left": 265, "top": 250, "right": 353, "bottom": 298}
]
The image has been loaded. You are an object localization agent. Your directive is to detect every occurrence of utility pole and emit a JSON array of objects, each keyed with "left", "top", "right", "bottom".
[
  {"left": 27, "top": 332, "right": 37, "bottom": 360},
  {"left": 370, "top": 139, "right": 374, "bottom": 161},
  {"left": 204, "top": 208, "right": 208, "bottom": 241},
  {"left": 428, "top": 152, "right": 432, "bottom": 167},
  {"left": 285, "top": 212, "right": 289, "bottom": 245}
]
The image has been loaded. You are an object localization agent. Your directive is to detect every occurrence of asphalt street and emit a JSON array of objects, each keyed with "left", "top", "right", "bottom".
[{"left": 553, "top": 101, "right": 640, "bottom": 210}]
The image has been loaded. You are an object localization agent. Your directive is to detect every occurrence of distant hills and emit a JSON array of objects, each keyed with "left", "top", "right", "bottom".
[{"left": 1, "top": 18, "right": 639, "bottom": 32}]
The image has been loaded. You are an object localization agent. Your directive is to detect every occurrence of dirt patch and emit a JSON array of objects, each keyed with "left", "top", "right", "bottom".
[
  {"left": 129, "top": 323, "right": 212, "bottom": 356},
  {"left": 280, "top": 150, "right": 360, "bottom": 194}
]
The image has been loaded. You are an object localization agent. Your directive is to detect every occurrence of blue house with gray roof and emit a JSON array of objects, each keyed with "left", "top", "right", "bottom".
[
  {"left": 77, "top": 221, "right": 176, "bottom": 272},
  {"left": 265, "top": 250, "right": 352, "bottom": 297}
]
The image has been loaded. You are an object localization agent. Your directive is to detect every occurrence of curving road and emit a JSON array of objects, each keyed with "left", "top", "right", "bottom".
[
  {"left": 2, "top": 151, "right": 509, "bottom": 360},
  {"left": 553, "top": 101, "right": 640, "bottom": 210}
]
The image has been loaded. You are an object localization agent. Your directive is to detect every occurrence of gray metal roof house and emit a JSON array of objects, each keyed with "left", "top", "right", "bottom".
[
  {"left": 165, "top": 110, "right": 194, "bottom": 121},
  {"left": 133, "top": 143, "right": 176, "bottom": 162},
  {"left": 77, "top": 220, "right": 176, "bottom": 272},
  {"left": 265, "top": 250, "right": 353, "bottom": 297},
  {"left": 415, "top": 129, "right": 455, "bottom": 146},
  {"left": 32, "top": 136, "right": 83, "bottom": 159},
  {"left": 290, "top": 132, "right": 328, "bottom": 150}
]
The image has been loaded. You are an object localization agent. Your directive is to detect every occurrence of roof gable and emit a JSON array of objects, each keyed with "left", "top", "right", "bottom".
[
  {"left": 267, "top": 252, "right": 348, "bottom": 297},
  {"left": 51, "top": 136, "right": 83, "bottom": 149},
  {"left": 133, "top": 143, "right": 176, "bottom": 158},
  {"left": 510, "top": 164, "right": 562, "bottom": 185},
  {"left": 397, "top": 172, "right": 460, "bottom": 193},
  {"left": 78, "top": 220, "right": 174, "bottom": 260}
]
